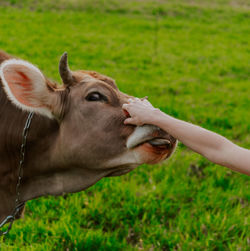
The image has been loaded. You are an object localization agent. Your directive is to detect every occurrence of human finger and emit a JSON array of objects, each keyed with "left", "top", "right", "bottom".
[
  {"left": 122, "top": 103, "right": 129, "bottom": 109},
  {"left": 124, "top": 117, "right": 137, "bottom": 125}
]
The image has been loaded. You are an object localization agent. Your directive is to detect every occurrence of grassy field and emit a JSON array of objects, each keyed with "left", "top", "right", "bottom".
[{"left": 0, "top": 0, "right": 249, "bottom": 250}]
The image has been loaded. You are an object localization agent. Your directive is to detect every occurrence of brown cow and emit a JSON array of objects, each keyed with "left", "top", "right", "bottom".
[{"left": 0, "top": 51, "right": 177, "bottom": 223}]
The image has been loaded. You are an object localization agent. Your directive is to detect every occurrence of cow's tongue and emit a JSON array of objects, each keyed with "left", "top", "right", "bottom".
[{"left": 147, "top": 138, "right": 171, "bottom": 147}]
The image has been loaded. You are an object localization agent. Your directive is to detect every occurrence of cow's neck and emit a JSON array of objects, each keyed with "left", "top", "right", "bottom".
[{"left": 0, "top": 88, "right": 59, "bottom": 221}]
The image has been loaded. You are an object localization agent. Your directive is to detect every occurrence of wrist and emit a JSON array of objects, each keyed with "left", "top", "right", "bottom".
[{"left": 146, "top": 108, "right": 165, "bottom": 125}]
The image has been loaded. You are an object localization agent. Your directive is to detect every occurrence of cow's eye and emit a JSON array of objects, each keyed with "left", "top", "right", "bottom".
[{"left": 85, "top": 92, "right": 107, "bottom": 102}]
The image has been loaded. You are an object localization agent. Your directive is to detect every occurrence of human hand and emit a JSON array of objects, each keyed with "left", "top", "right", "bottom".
[{"left": 122, "top": 98, "right": 160, "bottom": 126}]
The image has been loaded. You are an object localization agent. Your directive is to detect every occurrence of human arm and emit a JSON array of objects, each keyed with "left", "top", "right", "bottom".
[{"left": 122, "top": 99, "right": 250, "bottom": 175}]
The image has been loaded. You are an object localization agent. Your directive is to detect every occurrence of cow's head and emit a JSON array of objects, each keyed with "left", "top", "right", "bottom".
[{"left": 0, "top": 53, "right": 177, "bottom": 199}]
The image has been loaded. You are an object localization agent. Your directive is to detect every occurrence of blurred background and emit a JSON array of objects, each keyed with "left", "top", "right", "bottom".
[{"left": 0, "top": 0, "right": 249, "bottom": 250}]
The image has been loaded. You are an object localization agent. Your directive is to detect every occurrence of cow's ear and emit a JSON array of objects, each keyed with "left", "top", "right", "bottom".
[{"left": 0, "top": 59, "right": 57, "bottom": 118}]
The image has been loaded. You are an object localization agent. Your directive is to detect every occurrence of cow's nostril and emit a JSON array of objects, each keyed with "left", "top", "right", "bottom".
[{"left": 123, "top": 109, "right": 130, "bottom": 118}]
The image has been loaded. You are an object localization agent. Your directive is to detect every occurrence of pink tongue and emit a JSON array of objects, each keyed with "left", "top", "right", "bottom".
[{"left": 148, "top": 139, "right": 171, "bottom": 146}]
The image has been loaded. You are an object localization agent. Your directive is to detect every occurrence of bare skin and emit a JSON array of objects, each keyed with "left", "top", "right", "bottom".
[{"left": 123, "top": 98, "right": 250, "bottom": 176}]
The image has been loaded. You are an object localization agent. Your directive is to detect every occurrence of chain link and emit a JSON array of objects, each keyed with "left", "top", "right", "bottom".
[{"left": 0, "top": 112, "right": 34, "bottom": 236}]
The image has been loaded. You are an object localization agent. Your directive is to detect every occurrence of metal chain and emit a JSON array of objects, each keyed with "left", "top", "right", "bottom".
[{"left": 0, "top": 112, "right": 34, "bottom": 236}]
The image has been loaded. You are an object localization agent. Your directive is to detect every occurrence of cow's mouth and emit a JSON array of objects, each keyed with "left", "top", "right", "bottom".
[
  {"left": 126, "top": 125, "right": 175, "bottom": 149},
  {"left": 132, "top": 138, "right": 172, "bottom": 149},
  {"left": 126, "top": 125, "right": 177, "bottom": 163}
]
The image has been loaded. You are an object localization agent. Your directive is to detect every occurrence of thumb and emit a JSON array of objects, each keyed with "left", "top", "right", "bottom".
[{"left": 124, "top": 117, "right": 136, "bottom": 125}]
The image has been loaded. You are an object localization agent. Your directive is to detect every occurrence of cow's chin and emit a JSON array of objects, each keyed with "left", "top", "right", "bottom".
[
  {"left": 104, "top": 143, "right": 175, "bottom": 177},
  {"left": 134, "top": 142, "right": 174, "bottom": 164}
]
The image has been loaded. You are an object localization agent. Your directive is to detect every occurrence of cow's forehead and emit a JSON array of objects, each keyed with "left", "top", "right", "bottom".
[
  {"left": 66, "top": 70, "right": 132, "bottom": 107},
  {"left": 70, "top": 70, "right": 133, "bottom": 103},
  {"left": 73, "top": 70, "right": 118, "bottom": 90}
]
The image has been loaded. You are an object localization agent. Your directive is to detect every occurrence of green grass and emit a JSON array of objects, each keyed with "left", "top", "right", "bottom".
[{"left": 0, "top": 0, "right": 249, "bottom": 250}]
